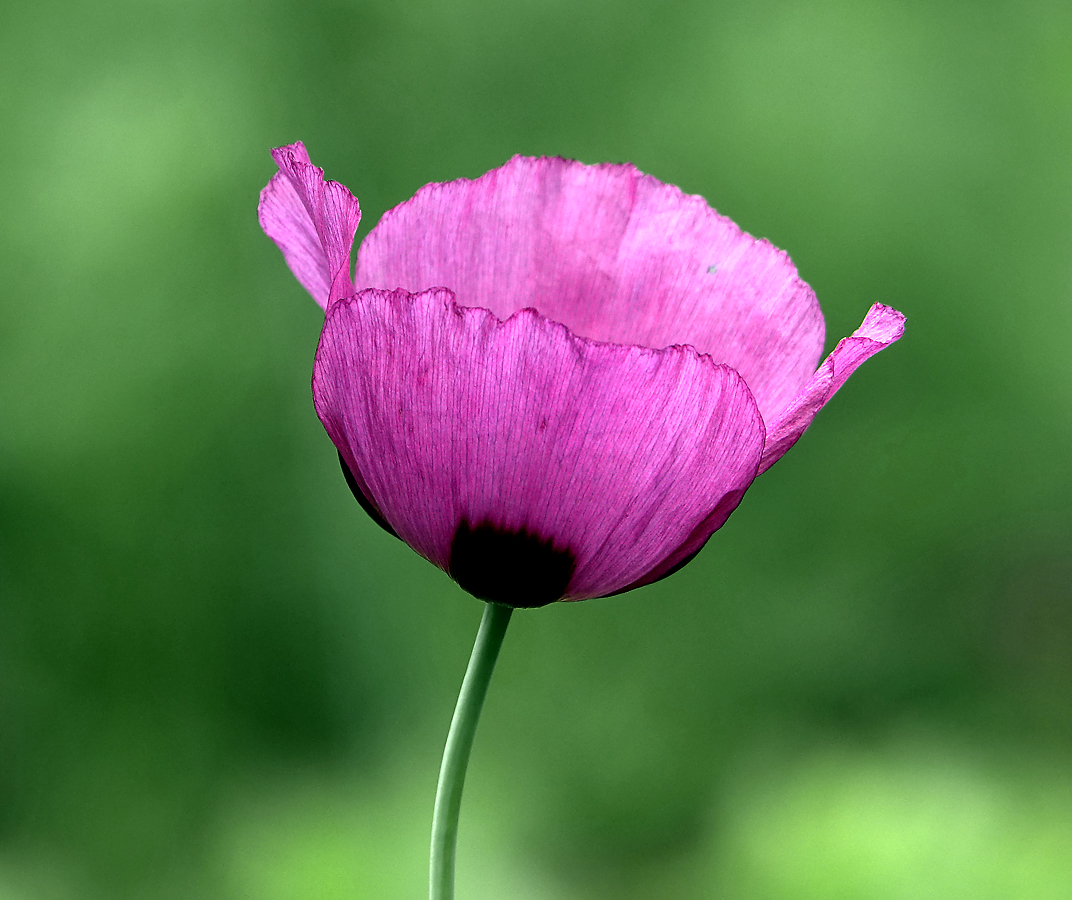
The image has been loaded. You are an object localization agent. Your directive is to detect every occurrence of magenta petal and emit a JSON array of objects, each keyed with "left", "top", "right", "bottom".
[
  {"left": 258, "top": 142, "right": 361, "bottom": 309},
  {"left": 313, "top": 289, "right": 766, "bottom": 603},
  {"left": 356, "top": 155, "right": 824, "bottom": 421},
  {"left": 758, "top": 303, "right": 906, "bottom": 474}
]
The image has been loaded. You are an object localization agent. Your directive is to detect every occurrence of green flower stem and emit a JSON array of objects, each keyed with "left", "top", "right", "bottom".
[{"left": 430, "top": 601, "right": 514, "bottom": 900}]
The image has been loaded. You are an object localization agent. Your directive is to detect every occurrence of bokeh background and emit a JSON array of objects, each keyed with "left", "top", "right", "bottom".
[{"left": 2, "top": 0, "right": 1071, "bottom": 897}]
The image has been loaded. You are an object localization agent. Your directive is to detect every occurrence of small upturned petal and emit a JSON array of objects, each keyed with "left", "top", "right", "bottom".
[
  {"left": 758, "top": 303, "right": 907, "bottom": 474},
  {"left": 313, "top": 289, "right": 766, "bottom": 604},
  {"left": 355, "top": 155, "right": 825, "bottom": 422},
  {"left": 258, "top": 141, "right": 361, "bottom": 309}
]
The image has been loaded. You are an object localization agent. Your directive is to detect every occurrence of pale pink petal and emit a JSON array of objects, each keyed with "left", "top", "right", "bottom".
[
  {"left": 758, "top": 303, "right": 906, "bottom": 474},
  {"left": 355, "top": 156, "right": 824, "bottom": 422},
  {"left": 313, "top": 288, "right": 766, "bottom": 604},
  {"left": 258, "top": 142, "right": 361, "bottom": 309}
]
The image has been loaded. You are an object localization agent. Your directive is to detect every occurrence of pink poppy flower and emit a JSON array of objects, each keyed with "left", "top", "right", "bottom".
[{"left": 259, "top": 142, "right": 904, "bottom": 608}]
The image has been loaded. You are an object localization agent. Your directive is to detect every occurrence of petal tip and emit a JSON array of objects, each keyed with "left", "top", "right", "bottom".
[
  {"left": 270, "top": 141, "right": 311, "bottom": 169},
  {"left": 858, "top": 303, "right": 907, "bottom": 345}
]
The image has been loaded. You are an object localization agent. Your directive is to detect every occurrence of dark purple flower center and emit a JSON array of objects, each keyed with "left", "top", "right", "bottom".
[
  {"left": 340, "top": 454, "right": 574, "bottom": 607},
  {"left": 448, "top": 520, "right": 576, "bottom": 608}
]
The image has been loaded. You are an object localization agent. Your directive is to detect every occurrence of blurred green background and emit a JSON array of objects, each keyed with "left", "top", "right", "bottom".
[{"left": 2, "top": 0, "right": 1071, "bottom": 897}]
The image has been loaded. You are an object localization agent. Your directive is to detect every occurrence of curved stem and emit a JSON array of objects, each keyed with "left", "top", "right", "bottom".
[{"left": 430, "top": 602, "right": 513, "bottom": 900}]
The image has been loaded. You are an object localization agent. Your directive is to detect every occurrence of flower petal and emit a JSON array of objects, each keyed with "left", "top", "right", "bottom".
[
  {"left": 758, "top": 303, "right": 906, "bottom": 474},
  {"left": 313, "top": 288, "right": 766, "bottom": 604},
  {"left": 258, "top": 142, "right": 361, "bottom": 309},
  {"left": 355, "top": 155, "right": 823, "bottom": 422}
]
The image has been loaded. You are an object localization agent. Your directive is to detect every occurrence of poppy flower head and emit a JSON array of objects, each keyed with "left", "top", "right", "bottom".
[{"left": 259, "top": 143, "right": 904, "bottom": 605}]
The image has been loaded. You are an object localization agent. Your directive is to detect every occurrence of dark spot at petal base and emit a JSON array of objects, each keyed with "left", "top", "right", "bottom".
[
  {"left": 338, "top": 452, "right": 398, "bottom": 538},
  {"left": 449, "top": 520, "right": 576, "bottom": 608}
]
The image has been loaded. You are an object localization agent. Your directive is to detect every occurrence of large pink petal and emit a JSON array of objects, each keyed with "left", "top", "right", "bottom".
[
  {"left": 258, "top": 142, "right": 361, "bottom": 309},
  {"left": 758, "top": 303, "right": 906, "bottom": 474},
  {"left": 355, "top": 155, "right": 823, "bottom": 422},
  {"left": 313, "top": 288, "right": 766, "bottom": 604}
]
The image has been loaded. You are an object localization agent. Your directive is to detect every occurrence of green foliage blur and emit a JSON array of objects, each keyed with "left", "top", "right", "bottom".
[{"left": 2, "top": 0, "right": 1071, "bottom": 897}]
